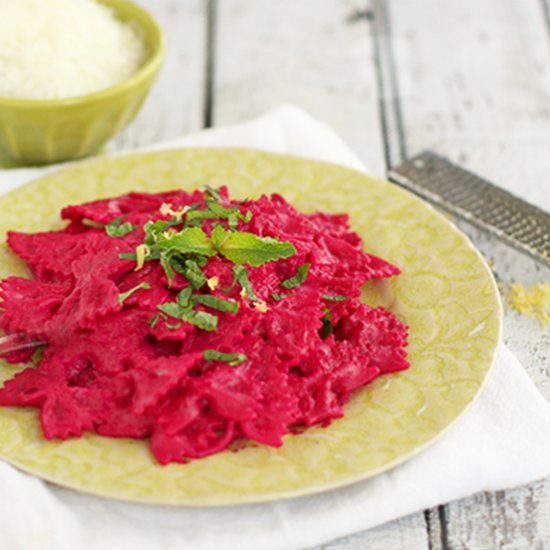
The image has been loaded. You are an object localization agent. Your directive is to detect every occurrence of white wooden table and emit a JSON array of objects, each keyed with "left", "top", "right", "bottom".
[{"left": 115, "top": 1, "right": 550, "bottom": 547}]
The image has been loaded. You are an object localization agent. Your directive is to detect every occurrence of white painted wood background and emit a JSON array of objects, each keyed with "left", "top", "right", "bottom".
[{"left": 115, "top": 0, "right": 550, "bottom": 548}]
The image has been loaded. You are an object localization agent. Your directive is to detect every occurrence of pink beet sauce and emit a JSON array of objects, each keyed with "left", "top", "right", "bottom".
[{"left": 0, "top": 187, "right": 408, "bottom": 464}]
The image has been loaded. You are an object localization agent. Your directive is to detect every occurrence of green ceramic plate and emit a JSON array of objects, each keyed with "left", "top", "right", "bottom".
[{"left": 0, "top": 149, "right": 501, "bottom": 505}]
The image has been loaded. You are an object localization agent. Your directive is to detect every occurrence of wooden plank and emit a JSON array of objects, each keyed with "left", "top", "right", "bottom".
[
  {"left": 388, "top": 0, "right": 550, "bottom": 547},
  {"left": 387, "top": 0, "right": 550, "bottom": 212},
  {"left": 320, "top": 514, "right": 431, "bottom": 550},
  {"left": 112, "top": 0, "right": 208, "bottom": 150},
  {"left": 212, "top": 0, "right": 387, "bottom": 177}
]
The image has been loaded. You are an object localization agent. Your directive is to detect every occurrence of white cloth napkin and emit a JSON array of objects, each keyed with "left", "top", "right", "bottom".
[{"left": 1, "top": 105, "right": 550, "bottom": 550}]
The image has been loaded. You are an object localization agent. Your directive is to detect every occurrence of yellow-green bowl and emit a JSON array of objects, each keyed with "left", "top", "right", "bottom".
[{"left": 0, "top": 0, "right": 165, "bottom": 166}]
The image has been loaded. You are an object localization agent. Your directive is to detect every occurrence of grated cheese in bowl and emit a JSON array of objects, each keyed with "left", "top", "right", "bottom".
[{"left": 0, "top": 0, "right": 147, "bottom": 100}]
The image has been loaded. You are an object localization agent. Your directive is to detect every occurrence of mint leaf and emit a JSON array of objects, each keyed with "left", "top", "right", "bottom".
[
  {"left": 320, "top": 307, "right": 334, "bottom": 339},
  {"left": 157, "top": 302, "right": 184, "bottom": 319},
  {"left": 232, "top": 265, "right": 257, "bottom": 301},
  {"left": 185, "top": 209, "right": 218, "bottom": 226},
  {"left": 159, "top": 252, "right": 175, "bottom": 286},
  {"left": 119, "top": 252, "right": 137, "bottom": 261},
  {"left": 106, "top": 216, "right": 137, "bottom": 238},
  {"left": 213, "top": 228, "right": 296, "bottom": 267},
  {"left": 204, "top": 184, "right": 222, "bottom": 203},
  {"left": 203, "top": 349, "right": 247, "bottom": 366},
  {"left": 177, "top": 287, "right": 193, "bottom": 307},
  {"left": 181, "top": 308, "right": 218, "bottom": 331},
  {"left": 157, "top": 302, "right": 218, "bottom": 331},
  {"left": 148, "top": 313, "right": 160, "bottom": 328},
  {"left": 270, "top": 293, "right": 288, "bottom": 301},
  {"left": 281, "top": 263, "right": 310, "bottom": 289},
  {"left": 143, "top": 219, "right": 180, "bottom": 245},
  {"left": 323, "top": 294, "right": 349, "bottom": 302},
  {"left": 194, "top": 294, "right": 239, "bottom": 313},
  {"left": 118, "top": 282, "right": 151, "bottom": 305},
  {"left": 156, "top": 227, "right": 216, "bottom": 257},
  {"left": 172, "top": 258, "right": 207, "bottom": 289}
]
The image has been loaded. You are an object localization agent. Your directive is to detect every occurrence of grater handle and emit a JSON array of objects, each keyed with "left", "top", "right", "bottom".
[{"left": 388, "top": 151, "right": 550, "bottom": 269}]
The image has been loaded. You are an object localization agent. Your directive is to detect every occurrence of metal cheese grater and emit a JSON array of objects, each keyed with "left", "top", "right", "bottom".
[{"left": 388, "top": 150, "right": 550, "bottom": 269}]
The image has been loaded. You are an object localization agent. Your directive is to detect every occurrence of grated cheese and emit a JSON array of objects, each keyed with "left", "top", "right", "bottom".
[{"left": 0, "top": 0, "right": 146, "bottom": 100}]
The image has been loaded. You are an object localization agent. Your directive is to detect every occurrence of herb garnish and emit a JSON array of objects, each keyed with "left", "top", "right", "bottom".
[
  {"left": 270, "top": 293, "right": 288, "bottom": 301},
  {"left": 232, "top": 265, "right": 258, "bottom": 301},
  {"left": 211, "top": 226, "right": 295, "bottom": 267},
  {"left": 281, "top": 263, "right": 310, "bottom": 289},
  {"left": 322, "top": 294, "right": 348, "bottom": 302},
  {"left": 118, "top": 282, "right": 151, "bottom": 304},
  {"left": 320, "top": 307, "right": 334, "bottom": 339},
  {"left": 203, "top": 349, "right": 247, "bottom": 366},
  {"left": 105, "top": 216, "right": 137, "bottom": 238},
  {"left": 157, "top": 301, "right": 219, "bottom": 331},
  {"left": 119, "top": 186, "right": 297, "bottom": 331}
]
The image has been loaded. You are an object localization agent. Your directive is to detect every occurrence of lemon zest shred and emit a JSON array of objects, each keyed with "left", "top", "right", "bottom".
[
  {"left": 135, "top": 244, "right": 150, "bottom": 271},
  {"left": 507, "top": 282, "right": 550, "bottom": 328},
  {"left": 252, "top": 300, "right": 268, "bottom": 313},
  {"left": 159, "top": 202, "right": 189, "bottom": 218},
  {"left": 207, "top": 276, "right": 219, "bottom": 290}
]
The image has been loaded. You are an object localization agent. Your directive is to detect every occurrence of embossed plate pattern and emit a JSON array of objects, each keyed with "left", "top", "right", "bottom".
[{"left": 0, "top": 149, "right": 501, "bottom": 505}]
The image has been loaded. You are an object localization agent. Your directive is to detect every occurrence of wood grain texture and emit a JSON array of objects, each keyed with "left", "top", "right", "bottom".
[
  {"left": 387, "top": 0, "right": 550, "bottom": 211},
  {"left": 211, "top": 0, "right": 388, "bottom": 177},
  {"left": 113, "top": 0, "right": 208, "bottom": 150},
  {"left": 320, "top": 514, "right": 430, "bottom": 550}
]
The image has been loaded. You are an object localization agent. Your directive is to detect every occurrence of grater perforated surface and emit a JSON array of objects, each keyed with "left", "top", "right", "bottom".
[{"left": 388, "top": 151, "right": 550, "bottom": 268}]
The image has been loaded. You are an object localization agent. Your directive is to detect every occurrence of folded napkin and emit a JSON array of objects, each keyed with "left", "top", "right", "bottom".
[{"left": 1, "top": 106, "right": 550, "bottom": 550}]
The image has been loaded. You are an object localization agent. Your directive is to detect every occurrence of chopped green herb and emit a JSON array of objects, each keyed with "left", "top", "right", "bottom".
[
  {"left": 181, "top": 308, "right": 218, "bottom": 331},
  {"left": 165, "top": 321, "right": 182, "bottom": 330},
  {"left": 206, "top": 201, "right": 238, "bottom": 218},
  {"left": 194, "top": 294, "right": 239, "bottom": 313},
  {"left": 156, "top": 302, "right": 184, "bottom": 319},
  {"left": 157, "top": 302, "right": 218, "bottom": 332},
  {"left": 155, "top": 227, "right": 216, "bottom": 257},
  {"left": 212, "top": 226, "right": 296, "bottom": 267},
  {"left": 232, "top": 265, "right": 257, "bottom": 301},
  {"left": 159, "top": 252, "right": 175, "bottom": 286},
  {"left": 172, "top": 258, "right": 207, "bottom": 289},
  {"left": 270, "top": 293, "right": 288, "bottom": 301},
  {"left": 281, "top": 263, "right": 310, "bottom": 289},
  {"left": 118, "top": 282, "right": 151, "bottom": 305},
  {"left": 204, "top": 184, "right": 223, "bottom": 203},
  {"left": 119, "top": 252, "right": 137, "bottom": 261},
  {"left": 243, "top": 210, "right": 253, "bottom": 223},
  {"left": 203, "top": 349, "right": 247, "bottom": 366},
  {"left": 320, "top": 307, "right": 334, "bottom": 339},
  {"left": 185, "top": 209, "right": 218, "bottom": 226},
  {"left": 177, "top": 287, "right": 193, "bottom": 307},
  {"left": 322, "top": 294, "right": 349, "bottom": 302},
  {"left": 105, "top": 216, "right": 137, "bottom": 238},
  {"left": 148, "top": 313, "right": 160, "bottom": 328}
]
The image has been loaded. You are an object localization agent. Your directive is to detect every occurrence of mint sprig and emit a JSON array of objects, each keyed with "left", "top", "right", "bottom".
[{"left": 212, "top": 226, "right": 296, "bottom": 267}]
